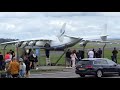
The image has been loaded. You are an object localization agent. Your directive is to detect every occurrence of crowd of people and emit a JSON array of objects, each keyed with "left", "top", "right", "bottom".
[
  {"left": 65, "top": 49, "right": 85, "bottom": 68},
  {"left": 0, "top": 49, "right": 38, "bottom": 78},
  {"left": 65, "top": 47, "right": 119, "bottom": 68},
  {"left": 0, "top": 47, "right": 119, "bottom": 78},
  {"left": 87, "top": 48, "right": 102, "bottom": 58}
]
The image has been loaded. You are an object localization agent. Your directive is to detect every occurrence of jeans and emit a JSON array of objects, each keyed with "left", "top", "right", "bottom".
[
  {"left": 19, "top": 70, "right": 26, "bottom": 77},
  {"left": 111, "top": 55, "right": 117, "bottom": 63}
]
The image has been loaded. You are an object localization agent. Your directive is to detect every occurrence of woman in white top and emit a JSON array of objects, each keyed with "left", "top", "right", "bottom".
[
  {"left": 88, "top": 50, "right": 94, "bottom": 58},
  {"left": 70, "top": 51, "right": 78, "bottom": 68}
]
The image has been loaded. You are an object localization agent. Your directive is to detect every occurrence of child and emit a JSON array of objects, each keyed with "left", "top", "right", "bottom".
[{"left": 19, "top": 58, "right": 26, "bottom": 78}]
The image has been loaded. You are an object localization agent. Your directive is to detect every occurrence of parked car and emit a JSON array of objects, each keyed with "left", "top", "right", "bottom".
[{"left": 75, "top": 58, "right": 120, "bottom": 78}]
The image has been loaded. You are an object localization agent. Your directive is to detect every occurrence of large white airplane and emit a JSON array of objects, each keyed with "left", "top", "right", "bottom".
[
  {"left": 0, "top": 23, "right": 83, "bottom": 50},
  {"left": 0, "top": 23, "right": 110, "bottom": 50}
]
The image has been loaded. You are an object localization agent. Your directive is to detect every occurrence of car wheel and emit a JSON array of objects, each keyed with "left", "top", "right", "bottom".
[
  {"left": 79, "top": 74, "right": 85, "bottom": 77},
  {"left": 96, "top": 70, "right": 103, "bottom": 78}
]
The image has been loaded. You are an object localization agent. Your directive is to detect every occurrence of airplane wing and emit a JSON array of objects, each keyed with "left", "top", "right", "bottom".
[
  {"left": 0, "top": 38, "right": 53, "bottom": 46},
  {"left": 0, "top": 40, "right": 20, "bottom": 45},
  {"left": 64, "top": 35, "right": 108, "bottom": 42},
  {"left": 83, "top": 35, "right": 109, "bottom": 43},
  {"left": 0, "top": 23, "right": 66, "bottom": 46}
]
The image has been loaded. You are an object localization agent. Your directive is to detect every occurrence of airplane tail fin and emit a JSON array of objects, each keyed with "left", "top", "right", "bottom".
[
  {"left": 100, "top": 24, "right": 109, "bottom": 41},
  {"left": 57, "top": 23, "right": 66, "bottom": 42}
]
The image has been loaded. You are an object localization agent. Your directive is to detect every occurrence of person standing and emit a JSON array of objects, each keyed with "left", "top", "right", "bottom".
[
  {"left": 81, "top": 50, "right": 84, "bottom": 59},
  {"left": 112, "top": 47, "right": 118, "bottom": 63},
  {"left": 88, "top": 49, "right": 94, "bottom": 58},
  {"left": 24, "top": 53, "right": 31, "bottom": 78},
  {"left": 33, "top": 54, "right": 38, "bottom": 70},
  {"left": 5, "top": 52, "right": 11, "bottom": 63},
  {"left": 9, "top": 49, "right": 15, "bottom": 59},
  {"left": 95, "top": 51, "right": 99, "bottom": 58},
  {"left": 92, "top": 48, "right": 96, "bottom": 58},
  {"left": 65, "top": 49, "right": 71, "bottom": 68},
  {"left": 19, "top": 58, "right": 26, "bottom": 78},
  {"left": 28, "top": 51, "right": 35, "bottom": 69},
  {"left": 44, "top": 42, "right": 50, "bottom": 58},
  {"left": 44, "top": 42, "right": 51, "bottom": 65},
  {"left": 97, "top": 48, "right": 102, "bottom": 58},
  {"left": 76, "top": 50, "right": 81, "bottom": 62},
  {"left": 70, "top": 50, "right": 78, "bottom": 68}
]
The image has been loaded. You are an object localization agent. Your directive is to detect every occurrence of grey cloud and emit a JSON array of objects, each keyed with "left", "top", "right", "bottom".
[
  {"left": 0, "top": 12, "right": 120, "bottom": 19},
  {"left": 0, "top": 12, "right": 120, "bottom": 39},
  {"left": 43, "top": 12, "right": 103, "bottom": 17}
]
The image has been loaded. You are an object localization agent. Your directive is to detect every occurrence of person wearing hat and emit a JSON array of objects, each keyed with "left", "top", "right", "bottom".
[{"left": 19, "top": 58, "right": 26, "bottom": 78}]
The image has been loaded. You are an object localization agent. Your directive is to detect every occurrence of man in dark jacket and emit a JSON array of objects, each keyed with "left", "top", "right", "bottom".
[
  {"left": 81, "top": 50, "right": 84, "bottom": 59},
  {"left": 65, "top": 49, "right": 71, "bottom": 68},
  {"left": 112, "top": 47, "right": 118, "bottom": 63},
  {"left": 44, "top": 42, "right": 50, "bottom": 58},
  {"left": 44, "top": 42, "right": 51, "bottom": 65},
  {"left": 92, "top": 48, "right": 96, "bottom": 58},
  {"left": 97, "top": 48, "right": 102, "bottom": 58},
  {"left": 76, "top": 50, "right": 81, "bottom": 60}
]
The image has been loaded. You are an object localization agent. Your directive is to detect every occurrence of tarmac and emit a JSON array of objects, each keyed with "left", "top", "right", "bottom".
[
  {"left": 30, "top": 66, "right": 78, "bottom": 78},
  {"left": 30, "top": 66, "right": 73, "bottom": 72},
  {"left": 30, "top": 66, "right": 120, "bottom": 78}
]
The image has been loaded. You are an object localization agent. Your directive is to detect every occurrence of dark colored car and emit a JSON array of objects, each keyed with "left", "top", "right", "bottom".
[{"left": 75, "top": 58, "right": 120, "bottom": 78}]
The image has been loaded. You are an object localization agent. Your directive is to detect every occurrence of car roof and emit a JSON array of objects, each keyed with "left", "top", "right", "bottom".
[{"left": 81, "top": 58, "right": 110, "bottom": 61}]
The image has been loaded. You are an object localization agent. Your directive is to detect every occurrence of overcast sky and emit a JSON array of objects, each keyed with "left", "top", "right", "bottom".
[{"left": 0, "top": 12, "right": 120, "bottom": 40}]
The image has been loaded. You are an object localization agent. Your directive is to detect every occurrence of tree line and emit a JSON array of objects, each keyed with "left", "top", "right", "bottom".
[{"left": 0, "top": 38, "right": 18, "bottom": 43}]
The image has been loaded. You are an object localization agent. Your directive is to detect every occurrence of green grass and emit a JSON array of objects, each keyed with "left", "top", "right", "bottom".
[{"left": 38, "top": 54, "right": 65, "bottom": 66}]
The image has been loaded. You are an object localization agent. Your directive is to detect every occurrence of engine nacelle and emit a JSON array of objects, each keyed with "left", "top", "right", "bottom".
[
  {"left": 79, "top": 40, "right": 89, "bottom": 47},
  {"left": 28, "top": 41, "right": 35, "bottom": 46},
  {"left": 15, "top": 42, "right": 22, "bottom": 47},
  {"left": 36, "top": 41, "right": 45, "bottom": 46},
  {"left": 101, "top": 36, "right": 108, "bottom": 41},
  {"left": 21, "top": 42, "right": 28, "bottom": 48}
]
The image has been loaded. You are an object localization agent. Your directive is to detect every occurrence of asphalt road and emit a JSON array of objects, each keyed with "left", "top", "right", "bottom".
[{"left": 30, "top": 68, "right": 120, "bottom": 78}]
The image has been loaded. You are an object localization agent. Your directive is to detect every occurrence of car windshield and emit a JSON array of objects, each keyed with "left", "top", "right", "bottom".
[
  {"left": 78, "top": 60, "right": 92, "bottom": 65},
  {"left": 94, "top": 60, "right": 108, "bottom": 65},
  {"left": 106, "top": 60, "right": 117, "bottom": 65}
]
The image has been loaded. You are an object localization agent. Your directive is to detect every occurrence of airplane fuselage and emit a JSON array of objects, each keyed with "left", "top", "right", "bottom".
[{"left": 24, "top": 36, "right": 82, "bottom": 50}]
